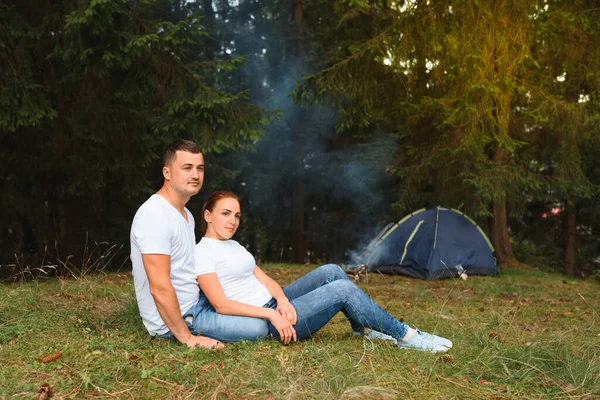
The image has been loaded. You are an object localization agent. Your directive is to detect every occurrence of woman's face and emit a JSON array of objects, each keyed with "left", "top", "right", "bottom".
[{"left": 204, "top": 197, "right": 241, "bottom": 240}]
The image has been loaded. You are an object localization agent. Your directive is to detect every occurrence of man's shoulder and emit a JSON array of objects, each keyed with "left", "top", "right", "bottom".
[
  {"left": 131, "top": 195, "right": 173, "bottom": 232},
  {"left": 136, "top": 194, "right": 163, "bottom": 211},
  {"left": 133, "top": 195, "right": 170, "bottom": 219},
  {"left": 130, "top": 195, "right": 176, "bottom": 252}
]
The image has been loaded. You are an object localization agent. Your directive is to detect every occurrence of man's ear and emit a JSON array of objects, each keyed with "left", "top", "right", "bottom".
[{"left": 162, "top": 166, "right": 170, "bottom": 180}]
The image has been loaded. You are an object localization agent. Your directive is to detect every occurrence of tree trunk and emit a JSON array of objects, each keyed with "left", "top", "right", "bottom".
[
  {"left": 490, "top": 148, "right": 517, "bottom": 267},
  {"left": 563, "top": 192, "right": 576, "bottom": 277},
  {"left": 292, "top": 173, "right": 306, "bottom": 263},
  {"left": 202, "top": 0, "right": 215, "bottom": 62},
  {"left": 291, "top": 0, "right": 306, "bottom": 264},
  {"left": 490, "top": 199, "right": 516, "bottom": 267}
]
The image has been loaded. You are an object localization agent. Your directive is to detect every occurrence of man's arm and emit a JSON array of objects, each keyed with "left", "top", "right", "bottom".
[{"left": 142, "top": 254, "right": 223, "bottom": 349}]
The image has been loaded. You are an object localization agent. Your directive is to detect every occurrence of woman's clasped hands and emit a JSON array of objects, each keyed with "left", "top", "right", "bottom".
[
  {"left": 277, "top": 298, "right": 297, "bottom": 325},
  {"left": 268, "top": 309, "right": 297, "bottom": 344},
  {"left": 266, "top": 298, "right": 297, "bottom": 345}
]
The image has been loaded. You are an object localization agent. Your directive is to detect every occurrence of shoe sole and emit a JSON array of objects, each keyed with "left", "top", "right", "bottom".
[{"left": 397, "top": 345, "right": 451, "bottom": 353}]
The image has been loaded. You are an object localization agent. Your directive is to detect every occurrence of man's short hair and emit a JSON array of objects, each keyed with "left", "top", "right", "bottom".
[{"left": 162, "top": 139, "right": 203, "bottom": 166}]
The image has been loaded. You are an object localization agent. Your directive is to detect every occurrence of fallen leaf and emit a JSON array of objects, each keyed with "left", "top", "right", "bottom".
[
  {"left": 8, "top": 339, "right": 17, "bottom": 346},
  {"left": 488, "top": 330, "right": 500, "bottom": 339},
  {"left": 277, "top": 355, "right": 289, "bottom": 367},
  {"left": 37, "top": 383, "right": 53, "bottom": 399},
  {"left": 439, "top": 354, "right": 454, "bottom": 364},
  {"left": 40, "top": 352, "right": 62, "bottom": 363}
]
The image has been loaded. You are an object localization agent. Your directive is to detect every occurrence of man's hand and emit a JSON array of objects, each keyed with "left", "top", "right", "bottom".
[{"left": 183, "top": 335, "right": 224, "bottom": 349}]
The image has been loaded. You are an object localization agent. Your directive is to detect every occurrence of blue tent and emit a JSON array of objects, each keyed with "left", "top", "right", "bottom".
[{"left": 362, "top": 207, "right": 499, "bottom": 280}]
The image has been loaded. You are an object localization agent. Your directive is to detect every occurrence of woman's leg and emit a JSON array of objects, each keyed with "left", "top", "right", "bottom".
[
  {"left": 281, "top": 264, "right": 362, "bottom": 333},
  {"left": 278, "top": 280, "right": 452, "bottom": 352},
  {"left": 282, "top": 264, "right": 349, "bottom": 300},
  {"left": 188, "top": 294, "right": 269, "bottom": 342},
  {"left": 270, "top": 279, "right": 409, "bottom": 341}
]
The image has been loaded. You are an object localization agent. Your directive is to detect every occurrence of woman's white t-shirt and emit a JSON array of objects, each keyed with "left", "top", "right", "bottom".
[{"left": 195, "top": 238, "right": 272, "bottom": 307}]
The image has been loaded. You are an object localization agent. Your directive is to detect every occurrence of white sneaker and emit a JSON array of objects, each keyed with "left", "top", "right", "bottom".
[
  {"left": 353, "top": 328, "right": 398, "bottom": 344},
  {"left": 364, "top": 328, "right": 398, "bottom": 344},
  {"left": 397, "top": 329, "right": 452, "bottom": 353}
]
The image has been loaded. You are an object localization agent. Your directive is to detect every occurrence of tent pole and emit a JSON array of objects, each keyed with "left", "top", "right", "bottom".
[{"left": 433, "top": 206, "right": 440, "bottom": 250}]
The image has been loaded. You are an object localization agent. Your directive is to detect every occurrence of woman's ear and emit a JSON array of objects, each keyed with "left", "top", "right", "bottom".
[{"left": 204, "top": 209, "right": 211, "bottom": 224}]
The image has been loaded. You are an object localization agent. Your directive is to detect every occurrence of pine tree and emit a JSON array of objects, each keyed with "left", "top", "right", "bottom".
[
  {"left": 295, "top": 0, "right": 600, "bottom": 267},
  {"left": 0, "top": 0, "right": 272, "bottom": 269}
]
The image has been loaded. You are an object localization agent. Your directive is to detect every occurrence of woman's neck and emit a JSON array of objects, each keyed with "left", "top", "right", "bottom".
[{"left": 203, "top": 234, "right": 228, "bottom": 241}]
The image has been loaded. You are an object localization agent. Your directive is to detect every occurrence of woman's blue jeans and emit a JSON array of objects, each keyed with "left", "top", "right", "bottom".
[
  {"left": 266, "top": 264, "right": 409, "bottom": 341},
  {"left": 184, "top": 264, "right": 408, "bottom": 342}
]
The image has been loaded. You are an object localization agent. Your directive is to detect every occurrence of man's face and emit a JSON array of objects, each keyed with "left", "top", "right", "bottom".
[{"left": 164, "top": 151, "right": 204, "bottom": 197}]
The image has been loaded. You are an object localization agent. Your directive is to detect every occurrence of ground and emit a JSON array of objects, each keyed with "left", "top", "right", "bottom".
[{"left": 0, "top": 265, "right": 598, "bottom": 399}]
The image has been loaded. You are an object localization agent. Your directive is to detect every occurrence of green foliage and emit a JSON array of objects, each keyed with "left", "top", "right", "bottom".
[
  {"left": 0, "top": 0, "right": 273, "bottom": 273},
  {"left": 294, "top": 0, "right": 600, "bottom": 270},
  {"left": 3, "top": 0, "right": 600, "bottom": 274},
  {"left": 512, "top": 236, "right": 562, "bottom": 272}
]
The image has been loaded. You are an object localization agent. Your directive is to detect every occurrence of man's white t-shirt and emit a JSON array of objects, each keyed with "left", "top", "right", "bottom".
[
  {"left": 130, "top": 194, "right": 200, "bottom": 336},
  {"left": 195, "top": 238, "right": 272, "bottom": 307}
]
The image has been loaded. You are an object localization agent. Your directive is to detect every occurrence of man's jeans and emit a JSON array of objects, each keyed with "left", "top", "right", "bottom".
[
  {"left": 265, "top": 264, "right": 409, "bottom": 341},
  {"left": 167, "top": 264, "right": 408, "bottom": 342}
]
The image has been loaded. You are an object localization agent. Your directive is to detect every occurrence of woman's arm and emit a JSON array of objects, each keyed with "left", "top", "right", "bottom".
[
  {"left": 197, "top": 273, "right": 296, "bottom": 344},
  {"left": 253, "top": 266, "right": 297, "bottom": 325}
]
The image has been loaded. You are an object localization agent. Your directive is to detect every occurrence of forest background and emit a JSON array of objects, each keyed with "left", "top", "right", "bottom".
[{"left": 2, "top": 0, "right": 600, "bottom": 280}]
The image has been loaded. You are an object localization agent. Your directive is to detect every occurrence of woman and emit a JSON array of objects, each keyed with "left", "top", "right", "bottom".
[{"left": 194, "top": 191, "right": 453, "bottom": 352}]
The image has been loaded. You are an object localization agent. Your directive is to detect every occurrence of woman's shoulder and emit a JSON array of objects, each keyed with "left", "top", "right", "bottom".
[
  {"left": 197, "top": 237, "right": 243, "bottom": 249},
  {"left": 195, "top": 238, "right": 246, "bottom": 264}
]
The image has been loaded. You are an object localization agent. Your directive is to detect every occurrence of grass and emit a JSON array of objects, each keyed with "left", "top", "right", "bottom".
[{"left": 0, "top": 265, "right": 599, "bottom": 399}]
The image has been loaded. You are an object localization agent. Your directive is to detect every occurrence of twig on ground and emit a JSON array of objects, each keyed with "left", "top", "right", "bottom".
[
  {"left": 354, "top": 336, "right": 368, "bottom": 367},
  {"left": 438, "top": 375, "right": 477, "bottom": 391}
]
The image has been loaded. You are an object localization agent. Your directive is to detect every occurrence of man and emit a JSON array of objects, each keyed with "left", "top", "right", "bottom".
[{"left": 130, "top": 139, "right": 268, "bottom": 348}]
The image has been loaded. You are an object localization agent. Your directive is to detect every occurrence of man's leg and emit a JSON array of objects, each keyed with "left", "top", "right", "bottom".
[{"left": 187, "top": 294, "right": 269, "bottom": 342}]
